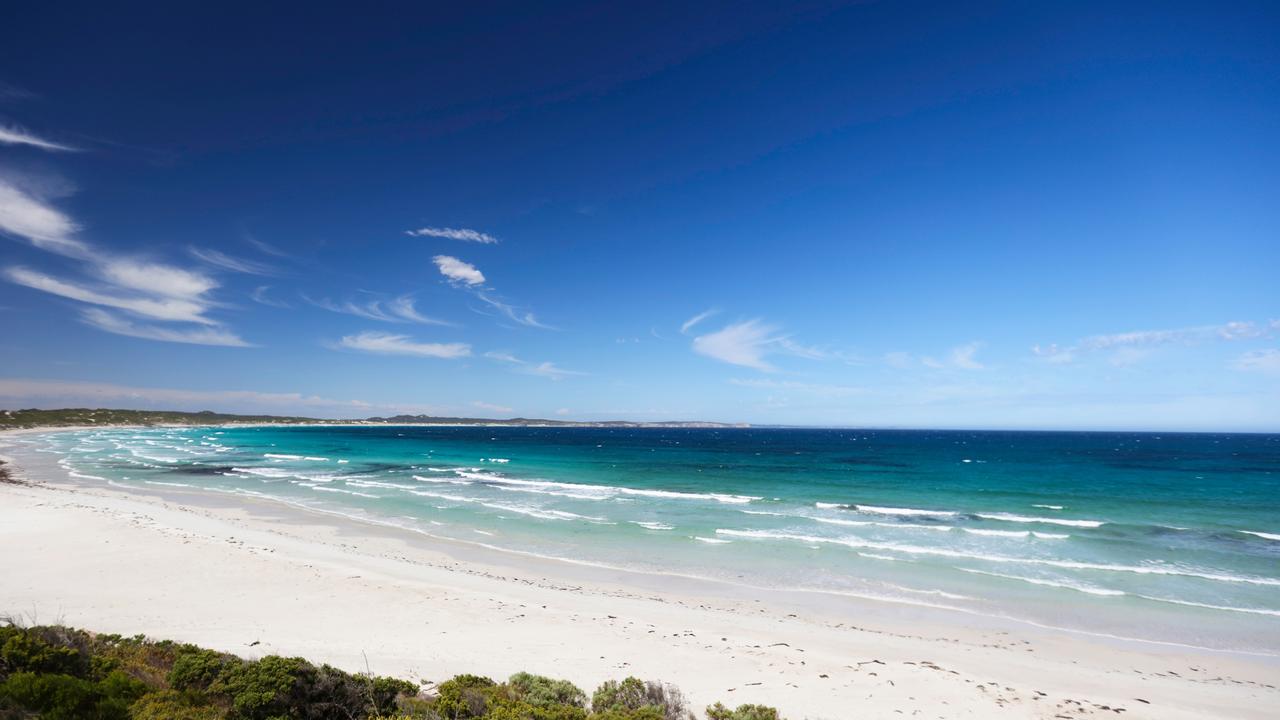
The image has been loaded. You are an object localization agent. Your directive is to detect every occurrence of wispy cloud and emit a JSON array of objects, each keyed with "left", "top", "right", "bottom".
[
  {"left": 0, "top": 177, "right": 87, "bottom": 256},
  {"left": 432, "top": 255, "right": 551, "bottom": 329},
  {"left": 680, "top": 308, "right": 719, "bottom": 334},
  {"left": 250, "top": 285, "right": 291, "bottom": 309},
  {"left": 1, "top": 161, "right": 245, "bottom": 346},
  {"left": 433, "top": 255, "right": 485, "bottom": 286},
  {"left": 337, "top": 331, "right": 471, "bottom": 359},
  {"left": 691, "top": 319, "right": 835, "bottom": 372},
  {"left": 305, "top": 294, "right": 449, "bottom": 325},
  {"left": 5, "top": 266, "right": 216, "bottom": 324},
  {"left": 1234, "top": 348, "right": 1280, "bottom": 375},
  {"left": 190, "top": 247, "right": 277, "bottom": 275},
  {"left": 483, "top": 350, "right": 583, "bottom": 379},
  {"left": 526, "top": 361, "right": 585, "bottom": 380},
  {"left": 693, "top": 319, "right": 780, "bottom": 371},
  {"left": 1036, "top": 320, "right": 1274, "bottom": 364},
  {"left": 244, "top": 233, "right": 290, "bottom": 258},
  {"left": 80, "top": 308, "right": 249, "bottom": 347},
  {"left": 0, "top": 124, "right": 79, "bottom": 152},
  {"left": 886, "top": 342, "right": 985, "bottom": 371},
  {"left": 475, "top": 292, "right": 554, "bottom": 329},
  {"left": 408, "top": 226, "right": 499, "bottom": 244}
]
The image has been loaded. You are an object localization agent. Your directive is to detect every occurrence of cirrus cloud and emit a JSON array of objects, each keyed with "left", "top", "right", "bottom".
[
  {"left": 338, "top": 331, "right": 471, "bottom": 359},
  {"left": 408, "top": 226, "right": 499, "bottom": 244}
]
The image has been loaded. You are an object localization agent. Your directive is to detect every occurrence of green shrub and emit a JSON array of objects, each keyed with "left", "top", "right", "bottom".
[
  {"left": 590, "top": 708, "right": 665, "bottom": 720},
  {"left": 590, "top": 678, "right": 690, "bottom": 720},
  {"left": 169, "top": 648, "right": 243, "bottom": 692},
  {"left": 433, "top": 674, "right": 498, "bottom": 718},
  {"left": 507, "top": 672, "right": 586, "bottom": 708},
  {"left": 130, "top": 689, "right": 228, "bottom": 719},
  {"left": 211, "top": 654, "right": 306, "bottom": 719},
  {"left": 705, "top": 702, "right": 783, "bottom": 720},
  {"left": 0, "top": 668, "right": 145, "bottom": 720},
  {"left": 0, "top": 628, "right": 85, "bottom": 676}
]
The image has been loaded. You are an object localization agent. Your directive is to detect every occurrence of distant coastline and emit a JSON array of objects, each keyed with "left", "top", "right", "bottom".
[{"left": 0, "top": 407, "right": 749, "bottom": 431}]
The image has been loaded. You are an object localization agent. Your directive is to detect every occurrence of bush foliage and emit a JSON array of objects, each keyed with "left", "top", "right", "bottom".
[{"left": 0, "top": 622, "right": 783, "bottom": 720}]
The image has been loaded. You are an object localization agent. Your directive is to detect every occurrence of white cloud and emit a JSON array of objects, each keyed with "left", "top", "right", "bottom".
[
  {"left": 1234, "top": 349, "right": 1280, "bottom": 374},
  {"left": 555, "top": 407, "right": 571, "bottom": 416},
  {"left": 96, "top": 258, "right": 218, "bottom": 299},
  {"left": 484, "top": 350, "right": 524, "bottom": 364},
  {"left": 80, "top": 308, "right": 249, "bottom": 347},
  {"left": 250, "top": 285, "right": 291, "bottom": 308},
  {"left": 680, "top": 308, "right": 719, "bottom": 334},
  {"left": 693, "top": 319, "right": 779, "bottom": 371},
  {"left": 526, "top": 361, "right": 584, "bottom": 380},
  {"left": 5, "top": 266, "right": 216, "bottom": 324},
  {"left": 430, "top": 255, "right": 552, "bottom": 330},
  {"left": 1031, "top": 344, "right": 1075, "bottom": 364},
  {"left": 1, "top": 172, "right": 248, "bottom": 346},
  {"left": 190, "top": 247, "right": 277, "bottom": 275},
  {"left": 949, "top": 342, "right": 984, "bottom": 370},
  {"left": 0, "top": 178, "right": 88, "bottom": 256},
  {"left": 475, "top": 292, "right": 553, "bottom": 329},
  {"left": 408, "top": 227, "right": 499, "bottom": 244},
  {"left": 471, "top": 400, "right": 513, "bottom": 413},
  {"left": 888, "top": 343, "right": 984, "bottom": 370},
  {"left": 0, "top": 125, "right": 78, "bottom": 152},
  {"left": 338, "top": 331, "right": 471, "bottom": 359},
  {"left": 482, "top": 351, "right": 581, "bottom": 379},
  {"left": 433, "top": 255, "right": 485, "bottom": 286},
  {"left": 1036, "top": 320, "right": 1275, "bottom": 365},
  {"left": 306, "top": 294, "right": 448, "bottom": 325}
]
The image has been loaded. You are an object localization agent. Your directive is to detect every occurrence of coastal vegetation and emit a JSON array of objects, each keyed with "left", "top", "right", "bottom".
[{"left": 0, "top": 623, "right": 783, "bottom": 720}]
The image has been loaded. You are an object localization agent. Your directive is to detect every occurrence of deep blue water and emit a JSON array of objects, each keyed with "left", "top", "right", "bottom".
[{"left": 23, "top": 425, "right": 1280, "bottom": 654}]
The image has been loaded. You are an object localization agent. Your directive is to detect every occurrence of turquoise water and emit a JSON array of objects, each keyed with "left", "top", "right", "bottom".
[{"left": 20, "top": 425, "right": 1280, "bottom": 654}]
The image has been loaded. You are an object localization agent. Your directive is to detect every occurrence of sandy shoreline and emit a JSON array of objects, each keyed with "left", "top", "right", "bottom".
[{"left": 2, "top": 430, "right": 1277, "bottom": 718}]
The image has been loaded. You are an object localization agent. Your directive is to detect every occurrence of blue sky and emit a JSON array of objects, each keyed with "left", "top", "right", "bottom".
[{"left": 1, "top": 1, "right": 1277, "bottom": 430}]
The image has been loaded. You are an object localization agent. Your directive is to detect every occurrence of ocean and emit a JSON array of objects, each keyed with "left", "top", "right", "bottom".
[{"left": 19, "top": 425, "right": 1280, "bottom": 655}]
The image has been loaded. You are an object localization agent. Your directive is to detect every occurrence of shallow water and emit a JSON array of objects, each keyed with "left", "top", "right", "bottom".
[{"left": 20, "top": 425, "right": 1280, "bottom": 655}]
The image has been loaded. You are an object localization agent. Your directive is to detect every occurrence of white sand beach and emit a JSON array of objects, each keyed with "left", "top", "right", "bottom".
[{"left": 1, "top": 434, "right": 1276, "bottom": 720}]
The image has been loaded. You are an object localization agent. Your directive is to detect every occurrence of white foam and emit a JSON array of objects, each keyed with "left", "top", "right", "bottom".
[
  {"left": 311, "top": 486, "right": 380, "bottom": 499},
  {"left": 976, "top": 513, "right": 1103, "bottom": 528},
  {"left": 1134, "top": 595, "right": 1280, "bottom": 617},
  {"left": 1241, "top": 530, "right": 1280, "bottom": 541},
  {"left": 452, "top": 469, "right": 760, "bottom": 504},
  {"left": 144, "top": 481, "right": 193, "bottom": 488},
  {"left": 855, "top": 504, "right": 957, "bottom": 518},
  {"left": 959, "top": 569, "right": 1124, "bottom": 596},
  {"left": 67, "top": 471, "right": 107, "bottom": 481},
  {"left": 814, "top": 502, "right": 844, "bottom": 509},
  {"left": 963, "top": 528, "right": 1030, "bottom": 538},
  {"left": 232, "top": 467, "right": 300, "bottom": 479},
  {"left": 857, "top": 552, "right": 901, "bottom": 562},
  {"left": 264, "top": 453, "right": 304, "bottom": 460},
  {"left": 713, "top": 528, "right": 1280, "bottom": 586},
  {"left": 631, "top": 521, "right": 675, "bottom": 530},
  {"left": 1032, "top": 504, "right": 1065, "bottom": 510},
  {"left": 695, "top": 536, "right": 732, "bottom": 544},
  {"left": 412, "top": 474, "right": 474, "bottom": 486}
]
